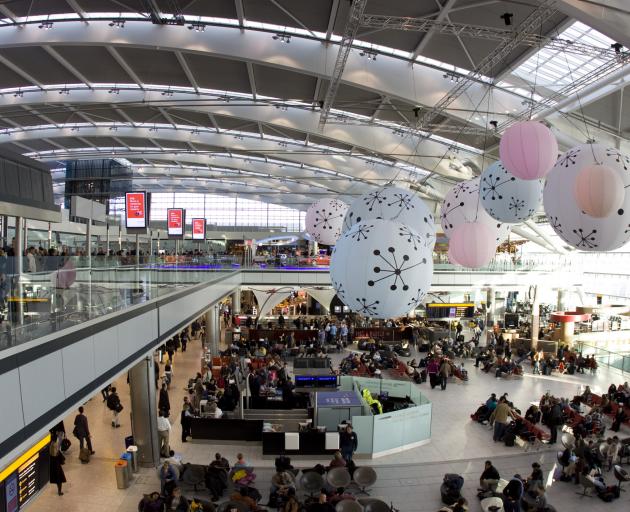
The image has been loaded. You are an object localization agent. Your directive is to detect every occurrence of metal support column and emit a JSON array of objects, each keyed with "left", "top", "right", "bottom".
[
  {"left": 231, "top": 288, "right": 241, "bottom": 315},
  {"left": 128, "top": 356, "right": 160, "bottom": 468},
  {"left": 530, "top": 285, "right": 540, "bottom": 350},
  {"left": 15, "top": 216, "right": 23, "bottom": 325},
  {"left": 557, "top": 288, "right": 566, "bottom": 312},
  {"left": 135, "top": 234, "right": 140, "bottom": 266},
  {"left": 205, "top": 306, "right": 220, "bottom": 355}
]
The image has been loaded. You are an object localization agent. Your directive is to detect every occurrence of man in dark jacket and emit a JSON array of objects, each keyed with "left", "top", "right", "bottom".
[
  {"left": 549, "top": 400, "right": 563, "bottom": 444},
  {"left": 106, "top": 387, "right": 122, "bottom": 428},
  {"left": 159, "top": 384, "right": 171, "bottom": 417},
  {"left": 73, "top": 406, "right": 94, "bottom": 455},
  {"left": 340, "top": 425, "right": 358, "bottom": 462}
]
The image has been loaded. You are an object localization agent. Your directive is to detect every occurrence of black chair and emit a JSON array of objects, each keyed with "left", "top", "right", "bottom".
[
  {"left": 183, "top": 464, "right": 206, "bottom": 492},
  {"left": 300, "top": 471, "right": 324, "bottom": 498},
  {"left": 352, "top": 466, "right": 377, "bottom": 496}
]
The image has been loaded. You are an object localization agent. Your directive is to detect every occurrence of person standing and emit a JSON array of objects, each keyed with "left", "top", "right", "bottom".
[
  {"left": 72, "top": 406, "right": 94, "bottom": 456},
  {"left": 49, "top": 434, "right": 67, "bottom": 496},
  {"left": 548, "top": 399, "right": 562, "bottom": 444},
  {"left": 489, "top": 397, "right": 516, "bottom": 442},
  {"left": 180, "top": 401, "right": 194, "bottom": 443},
  {"left": 158, "top": 383, "right": 171, "bottom": 417},
  {"left": 340, "top": 424, "right": 358, "bottom": 462},
  {"left": 439, "top": 359, "right": 450, "bottom": 390},
  {"left": 157, "top": 410, "right": 171, "bottom": 457},
  {"left": 106, "top": 387, "right": 122, "bottom": 428}
]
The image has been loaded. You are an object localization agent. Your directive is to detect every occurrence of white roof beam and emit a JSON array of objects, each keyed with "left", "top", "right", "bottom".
[
  {"left": 0, "top": 20, "right": 529, "bottom": 131},
  {"left": 106, "top": 46, "right": 145, "bottom": 89},
  {"left": 174, "top": 51, "right": 199, "bottom": 93},
  {"left": 0, "top": 88, "right": 480, "bottom": 178},
  {"left": 234, "top": 0, "right": 245, "bottom": 28},
  {"left": 65, "top": 0, "right": 88, "bottom": 21},
  {"left": 0, "top": 55, "right": 43, "bottom": 88},
  {"left": 326, "top": 0, "right": 340, "bottom": 40},
  {"left": 246, "top": 62, "right": 257, "bottom": 100},
  {"left": 412, "top": 0, "right": 458, "bottom": 60}
]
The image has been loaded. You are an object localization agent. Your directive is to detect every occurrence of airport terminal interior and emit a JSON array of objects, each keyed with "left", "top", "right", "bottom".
[{"left": 1, "top": 1, "right": 630, "bottom": 511}]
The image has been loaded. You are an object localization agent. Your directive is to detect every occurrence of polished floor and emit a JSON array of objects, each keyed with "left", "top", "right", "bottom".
[{"left": 26, "top": 331, "right": 630, "bottom": 512}]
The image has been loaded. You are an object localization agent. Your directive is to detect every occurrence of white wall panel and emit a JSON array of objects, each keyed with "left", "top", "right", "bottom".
[
  {"left": 19, "top": 351, "right": 65, "bottom": 424},
  {"left": 93, "top": 325, "right": 119, "bottom": 376},
  {"left": 62, "top": 337, "right": 96, "bottom": 397},
  {"left": 0, "top": 369, "right": 25, "bottom": 440}
]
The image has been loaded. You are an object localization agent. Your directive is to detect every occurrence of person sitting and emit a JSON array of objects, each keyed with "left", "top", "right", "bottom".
[
  {"left": 306, "top": 491, "right": 335, "bottom": 512},
  {"left": 525, "top": 404, "right": 542, "bottom": 425},
  {"left": 282, "top": 488, "right": 301, "bottom": 512},
  {"left": 165, "top": 487, "right": 188, "bottom": 512},
  {"left": 138, "top": 492, "right": 165, "bottom": 512},
  {"left": 581, "top": 386, "right": 593, "bottom": 403},
  {"left": 232, "top": 453, "right": 256, "bottom": 486},
  {"left": 502, "top": 475, "right": 524, "bottom": 512},
  {"left": 485, "top": 394, "right": 498, "bottom": 412},
  {"left": 210, "top": 452, "right": 230, "bottom": 471},
  {"left": 479, "top": 460, "right": 500, "bottom": 491},
  {"left": 328, "top": 451, "right": 346, "bottom": 469},
  {"left": 527, "top": 462, "right": 544, "bottom": 489},
  {"left": 230, "top": 487, "right": 260, "bottom": 511}
]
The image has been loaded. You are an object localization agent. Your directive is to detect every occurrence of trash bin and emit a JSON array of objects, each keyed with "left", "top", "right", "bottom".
[
  {"left": 124, "top": 435, "right": 134, "bottom": 448},
  {"left": 126, "top": 446, "right": 139, "bottom": 473},
  {"left": 115, "top": 461, "right": 129, "bottom": 489},
  {"left": 120, "top": 453, "right": 133, "bottom": 482}
]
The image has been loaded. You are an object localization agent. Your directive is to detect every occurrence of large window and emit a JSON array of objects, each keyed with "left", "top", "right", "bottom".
[{"left": 109, "top": 193, "right": 305, "bottom": 231}]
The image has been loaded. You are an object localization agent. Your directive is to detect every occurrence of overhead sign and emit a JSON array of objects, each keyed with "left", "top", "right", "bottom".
[
  {"left": 167, "top": 208, "right": 185, "bottom": 237},
  {"left": 125, "top": 192, "right": 147, "bottom": 229},
  {"left": 191, "top": 218, "right": 206, "bottom": 240}
]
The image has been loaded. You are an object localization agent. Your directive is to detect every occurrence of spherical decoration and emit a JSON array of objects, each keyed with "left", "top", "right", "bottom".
[
  {"left": 480, "top": 161, "right": 543, "bottom": 223},
  {"left": 499, "top": 121, "right": 558, "bottom": 180},
  {"left": 330, "top": 219, "right": 433, "bottom": 318},
  {"left": 440, "top": 177, "right": 511, "bottom": 244},
  {"left": 342, "top": 185, "right": 435, "bottom": 249},
  {"left": 448, "top": 222, "right": 496, "bottom": 268},
  {"left": 544, "top": 144, "right": 630, "bottom": 251},
  {"left": 305, "top": 198, "right": 348, "bottom": 245},
  {"left": 574, "top": 164, "right": 625, "bottom": 218},
  {"left": 447, "top": 246, "right": 461, "bottom": 266}
]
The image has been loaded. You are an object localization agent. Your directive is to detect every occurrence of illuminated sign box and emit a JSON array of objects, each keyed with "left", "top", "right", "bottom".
[
  {"left": 125, "top": 192, "right": 147, "bottom": 229},
  {"left": 191, "top": 218, "right": 206, "bottom": 240},
  {"left": 167, "top": 208, "right": 185, "bottom": 238}
]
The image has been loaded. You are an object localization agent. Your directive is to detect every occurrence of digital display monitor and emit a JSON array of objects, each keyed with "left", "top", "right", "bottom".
[
  {"left": 191, "top": 218, "right": 206, "bottom": 240},
  {"left": 167, "top": 208, "right": 185, "bottom": 237},
  {"left": 125, "top": 192, "right": 147, "bottom": 229},
  {"left": 294, "top": 375, "right": 337, "bottom": 389}
]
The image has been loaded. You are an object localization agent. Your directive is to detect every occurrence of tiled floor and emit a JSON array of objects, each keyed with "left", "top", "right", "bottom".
[{"left": 26, "top": 332, "right": 630, "bottom": 512}]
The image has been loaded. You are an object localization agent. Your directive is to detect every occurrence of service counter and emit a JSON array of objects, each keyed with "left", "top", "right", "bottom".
[
  {"left": 190, "top": 417, "right": 263, "bottom": 442},
  {"left": 262, "top": 431, "right": 340, "bottom": 456}
]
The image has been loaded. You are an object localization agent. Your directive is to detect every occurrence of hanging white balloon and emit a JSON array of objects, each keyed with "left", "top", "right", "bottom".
[
  {"left": 342, "top": 185, "right": 436, "bottom": 249},
  {"left": 440, "top": 177, "right": 511, "bottom": 244},
  {"left": 544, "top": 144, "right": 630, "bottom": 251},
  {"left": 480, "top": 161, "right": 543, "bottom": 223},
  {"left": 330, "top": 219, "right": 433, "bottom": 319},
  {"left": 305, "top": 198, "right": 348, "bottom": 245}
]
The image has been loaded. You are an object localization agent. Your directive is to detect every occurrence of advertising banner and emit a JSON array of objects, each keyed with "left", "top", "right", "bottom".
[
  {"left": 167, "top": 208, "right": 185, "bottom": 237},
  {"left": 125, "top": 192, "right": 147, "bottom": 228},
  {"left": 192, "top": 218, "right": 206, "bottom": 240}
]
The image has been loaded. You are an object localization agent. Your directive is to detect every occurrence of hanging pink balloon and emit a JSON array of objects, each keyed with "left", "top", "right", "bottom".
[
  {"left": 499, "top": 121, "right": 558, "bottom": 180},
  {"left": 574, "top": 164, "right": 625, "bottom": 218},
  {"left": 449, "top": 222, "right": 496, "bottom": 268},
  {"left": 447, "top": 246, "right": 461, "bottom": 266}
]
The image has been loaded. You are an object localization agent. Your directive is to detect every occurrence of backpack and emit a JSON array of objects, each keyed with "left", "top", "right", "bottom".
[{"left": 60, "top": 438, "right": 71, "bottom": 452}]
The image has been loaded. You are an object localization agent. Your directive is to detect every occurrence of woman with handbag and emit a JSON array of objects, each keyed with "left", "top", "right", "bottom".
[{"left": 49, "top": 434, "right": 67, "bottom": 496}]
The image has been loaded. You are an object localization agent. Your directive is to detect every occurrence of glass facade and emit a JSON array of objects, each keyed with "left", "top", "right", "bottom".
[{"left": 109, "top": 193, "right": 305, "bottom": 231}]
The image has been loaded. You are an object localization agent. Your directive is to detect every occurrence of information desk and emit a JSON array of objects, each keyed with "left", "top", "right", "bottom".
[
  {"left": 190, "top": 418, "right": 263, "bottom": 442},
  {"left": 262, "top": 431, "right": 339, "bottom": 456}
]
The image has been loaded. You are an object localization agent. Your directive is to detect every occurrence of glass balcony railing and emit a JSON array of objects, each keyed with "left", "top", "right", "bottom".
[{"left": 575, "top": 342, "right": 630, "bottom": 373}]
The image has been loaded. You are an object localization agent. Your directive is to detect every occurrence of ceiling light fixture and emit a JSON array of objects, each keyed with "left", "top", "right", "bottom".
[
  {"left": 13, "top": 89, "right": 23, "bottom": 98},
  {"left": 272, "top": 33, "right": 291, "bottom": 43},
  {"left": 161, "top": 89, "right": 174, "bottom": 97},
  {"left": 443, "top": 71, "right": 460, "bottom": 82},
  {"left": 359, "top": 49, "right": 377, "bottom": 61},
  {"left": 188, "top": 21, "right": 205, "bottom": 32},
  {"left": 109, "top": 19, "right": 125, "bottom": 28},
  {"left": 59, "top": 87, "right": 70, "bottom": 95},
  {"left": 500, "top": 13, "right": 513, "bottom": 26},
  {"left": 108, "top": 86, "right": 120, "bottom": 94},
  {"left": 38, "top": 20, "right": 53, "bottom": 30}
]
